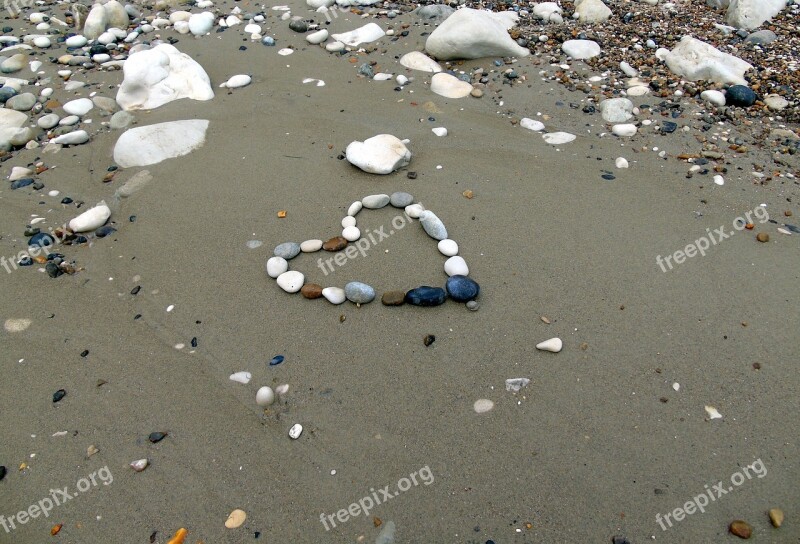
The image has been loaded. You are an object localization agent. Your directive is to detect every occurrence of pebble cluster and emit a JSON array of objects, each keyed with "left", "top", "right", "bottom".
[{"left": 267, "top": 192, "right": 480, "bottom": 307}]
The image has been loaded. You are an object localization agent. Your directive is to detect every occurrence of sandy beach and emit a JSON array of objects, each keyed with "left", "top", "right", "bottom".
[{"left": 1, "top": 0, "right": 798, "bottom": 542}]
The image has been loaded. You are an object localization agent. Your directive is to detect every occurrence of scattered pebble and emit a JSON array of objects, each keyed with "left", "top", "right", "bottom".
[{"left": 473, "top": 399, "right": 494, "bottom": 413}]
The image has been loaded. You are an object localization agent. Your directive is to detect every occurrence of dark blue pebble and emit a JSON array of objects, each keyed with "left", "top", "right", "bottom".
[
  {"left": 53, "top": 389, "right": 66, "bottom": 403},
  {"left": 0, "top": 86, "right": 17, "bottom": 103},
  {"left": 129, "top": 215, "right": 137, "bottom": 222},
  {"left": 10, "top": 178, "right": 34, "bottom": 190},
  {"left": 0, "top": 465, "right": 6, "bottom": 481},
  {"left": 18, "top": 256, "right": 32, "bottom": 266},
  {"left": 786, "top": 224, "right": 800, "bottom": 234},
  {"left": 61, "top": 197, "right": 73, "bottom": 204},
  {"left": 45, "top": 262, "right": 62, "bottom": 278},
  {"left": 445, "top": 275, "right": 480, "bottom": 302},
  {"left": 95, "top": 225, "right": 116, "bottom": 238},
  {"left": 726, "top": 85, "right": 757, "bottom": 107},
  {"left": 405, "top": 286, "right": 447, "bottom": 306},
  {"left": 28, "top": 232, "right": 55, "bottom": 248},
  {"left": 73, "top": 235, "right": 88, "bottom": 244},
  {"left": 47, "top": 253, "right": 64, "bottom": 261},
  {"left": 602, "top": 173, "right": 616, "bottom": 180},
  {"left": 269, "top": 355, "right": 284, "bottom": 366},
  {"left": 661, "top": 121, "right": 677, "bottom": 134}
]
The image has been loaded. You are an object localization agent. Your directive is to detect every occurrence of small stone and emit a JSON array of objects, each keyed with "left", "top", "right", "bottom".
[
  {"left": 473, "top": 399, "right": 494, "bottom": 413},
  {"left": 612, "top": 124, "right": 638, "bottom": 137},
  {"left": 347, "top": 201, "right": 363, "bottom": 216},
  {"left": 148, "top": 431, "right": 167, "bottom": 443},
  {"left": 729, "top": 520, "right": 752, "bottom": 539},
  {"left": 405, "top": 204, "right": 425, "bottom": 218},
  {"left": 768, "top": 508, "right": 784, "bottom": 528},
  {"left": 466, "top": 300, "right": 479, "bottom": 311},
  {"left": 381, "top": 291, "right": 406, "bottom": 306},
  {"left": 345, "top": 281, "right": 375, "bottom": 304},
  {"left": 277, "top": 271, "right": 304, "bottom": 293},
  {"left": 726, "top": 85, "right": 757, "bottom": 107},
  {"left": 660, "top": 121, "right": 677, "bottom": 134},
  {"left": 342, "top": 225, "right": 360, "bottom": 241},
  {"left": 301, "top": 283, "right": 323, "bottom": 299},
  {"left": 256, "top": 386, "right": 275, "bottom": 407},
  {"left": 53, "top": 389, "right": 66, "bottom": 403},
  {"left": 322, "top": 287, "right": 346, "bottom": 304},
  {"left": 362, "top": 194, "right": 390, "bottom": 209},
  {"left": 266, "top": 256, "right": 288, "bottom": 278},
  {"left": 446, "top": 275, "right": 480, "bottom": 302},
  {"left": 470, "top": 88, "right": 483, "bottom": 98},
  {"left": 0, "top": 466, "right": 5, "bottom": 481},
  {"left": 437, "top": 239, "right": 458, "bottom": 256},
  {"left": 756, "top": 232, "right": 769, "bottom": 243},
  {"left": 300, "top": 239, "right": 323, "bottom": 252},
  {"left": 288, "top": 19, "right": 308, "bottom": 33},
  {"left": 274, "top": 242, "right": 301, "bottom": 259},
  {"left": 323, "top": 236, "right": 347, "bottom": 251},
  {"left": 288, "top": 423, "right": 303, "bottom": 439},
  {"left": 536, "top": 337, "right": 563, "bottom": 353},
  {"left": 225, "top": 509, "right": 247, "bottom": 529},
  {"left": 269, "top": 355, "right": 285, "bottom": 366},
  {"left": 615, "top": 157, "right": 629, "bottom": 169},
  {"left": 419, "top": 210, "right": 447, "bottom": 240},
  {"left": 444, "top": 256, "right": 469, "bottom": 276},
  {"left": 423, "top": 334, "right": 435, "bottom": 346},
  {"left": 405, "top": 286, "right": 447, "bottom": 306},
  {"left": 390, "top": 192, "right": 413, "bottom": 208}
]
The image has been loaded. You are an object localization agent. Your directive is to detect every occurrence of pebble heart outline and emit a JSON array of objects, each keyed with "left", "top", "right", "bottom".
[{"left": 265, "top": 192, "right": 481, "bottom": 307}]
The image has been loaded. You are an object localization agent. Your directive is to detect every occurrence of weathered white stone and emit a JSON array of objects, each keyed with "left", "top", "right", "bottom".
[
  {"left": 425, "top": 8, "right": 529, "bottom": 60},
  {"left": 542, "top": 132, "right": 576, "bottom": 144},
  {"left": 562, "top": 39, "right": 601, "bottom": 59},
  {"left": 188, "top": 12, "right": 215, "bottom": 35},
  {"left": 533, "top": 2, "right": 562, "bottom": 21},
  {"left": 573, "top": 0, "right": 612, "bottom": 23},
  {"left": 300, "top": 239, "right": 323, "bottom": 252},
  {"left": 83, "top": 4, "right": 108, "bottom": 40},
  {"left": 266, "top": 256, "right": 288, "bottom": 278},
  {"left": 664, "top": 36, "right": 752, "bottom": 85},
  {"left": 331, "top": 23, "right": 384, "bottom": 47},
  {"left": 612, "top": 124, "right": 638, "bottom": 137},
  {"left": 113, "top": 120, "right": 209, "bottom": 167},
  {"left": 52, "top": 130, "right": 89, "bottom": 145},
  {"left": 430, "top": 72, "right": 473, "bottom": 98},
  {"left": 520, "top": 118, "right": 545, "bottom": 131},
  {"left": 437, "top": 239, "right": 458, "bottom": 256},
  {"left": 726, "top": 0, "right": 785, "bottom": 30},
  {"left": 306, "top": 29, "right": 328, "bottom": 44},
  {"left": 345, "top": 134, "right": 411, "bottom": 175},
  {"left": 536, "top": 337, "right": 562, "bottom": 353},
  {"left": 322, "top": 287, "right": 346, "bottom": 304},
  {"left": 701, "top": 89, "right": 726, "bottom": 106},
  {"left": 399, "top": 51, "right": 442, "bottom": 73},
  {"left": 220, "top": 74, "right": 251, "bottom": 88},
  {"left": 69, "top": 202, "right": 110, "bottom": 232},
  {"left": 615, "top": 157, "right": 629, "bottom": 169},
  {"left": 276, "top": 271, "right": 304, "bottom": 293},
  {"left": 600, "top": 97, "right": 634, "bottom": 123},
  {"left": 444, "top": 256, "right": 468, "bottom": 276},
  {"left": 63, "top": 98, "right": 93, "bottom": 116}
]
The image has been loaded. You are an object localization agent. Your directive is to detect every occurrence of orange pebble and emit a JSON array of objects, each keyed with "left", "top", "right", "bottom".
[
  {"left": 166, "top": 528, "right": 188, "bottom": 544},
  {"left": 51, "top": 523, "right": 63, "bottom": 535},
  {"left": 277, "top": 210, "right": 287, "bottom": 218},
  {"left": 745, "top": 223, "right": 755, "bottom": 230}
]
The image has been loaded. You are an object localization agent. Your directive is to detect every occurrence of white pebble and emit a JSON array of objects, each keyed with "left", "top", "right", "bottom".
[
  {"left": 432, "top": 127, "right": 448, "bottom": 137},
  {"left": 437, "top": 239, "right": 458, "bottom": 256},
  {"left": 300, "top": 239, "right": 323, "bottom": 252},
  {"left": 266, "top": 256, "right": 288, "bottom": 278},
  {"left": 256, "top": 386, "right": 275, "bottom": 407},
  {"left": 615, "top": 157, "right": 629, "bottom": 169},
  {"left": 713, "top": 175, "right": 724, "bottom": 186},
  {"left": 342, "top": 225, "right": 360, "bottom": 241},
  {"left": 347, "top": 201, "right": 363, "bottom": 216},
  {"left": 276, "top": 271, "right": 304, "bottom": 293},
  {"left": 229, "top": 371, "right": 252, "bottom": 384},
  {"left": 288, "top": 423, "right": 303, "bottom": 439},
  {"left": 341, "top": 216, "right": 356, "bottom": 228},
  {"left": 322, "top": 287, "right": 346, "bottom": 304},
  {"left": 444, "top": 256, "right": 468, "bottom": 276},
  {"left": 536, "top": 337, "right": 562, "bottom": 353},
  {"left": 473, "top": 399, "right": 494, "bottom": 413}
]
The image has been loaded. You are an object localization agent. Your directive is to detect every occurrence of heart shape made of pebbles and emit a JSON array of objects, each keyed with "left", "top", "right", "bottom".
[{"left": 265, "top": 192, "right": 480, "bottom": 307}]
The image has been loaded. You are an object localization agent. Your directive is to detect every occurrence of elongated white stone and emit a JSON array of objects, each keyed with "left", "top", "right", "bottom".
[
  {"left": 300, "top": 239, "right": 323, "bottom": 252},
  {"left": 229, "top": 371, "right": 252, "bottom": 384},
  {"left": 535, "top": 337, "right": 562, "bottom": 353},
  {"left": 69, "top": 202, "right": 110, "bottom": 232},
  {"left": 322, "top": 287, "right": 346, "bottom": 304},
  {"left": 220, "top": 74, "right": 251, "bottom": 88}
]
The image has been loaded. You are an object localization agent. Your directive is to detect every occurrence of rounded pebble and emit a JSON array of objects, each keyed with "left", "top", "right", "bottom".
[
  {"left": 266, "top": 256, "right": 288, "bottom": 278},
  {"left": 276, "top": 271, "right": 304, "bottom": 293}
]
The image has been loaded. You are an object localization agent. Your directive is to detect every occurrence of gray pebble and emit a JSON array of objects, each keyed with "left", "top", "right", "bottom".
[
  {"left": 389, "top": 192, "right": 414, "bottom": 208},
  {"left": 345, "top": 281, "right": 375, "bottom": 304},
  {"left": 274, "top": 242, "right": 301, "bottom": 259},
  {"left": 419, "top": 210, "right": 447, "bottom": 240}
]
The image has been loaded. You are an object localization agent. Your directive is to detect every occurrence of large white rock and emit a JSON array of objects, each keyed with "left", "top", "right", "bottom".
[
  {"left": 113, "top": 120, "right": 209, "bottom": 167},
  {"left": 331, "top": 23, "right": 385, "bottom": 47},
  {"left": 188, "top": 12, "right": 215, "bottom": 36},
  {"left": 726, "top": 0, "right": 785, "bottom": 30},
  {"left": 399, "top": 51, "right": 442, "bottom": 73},
  {"left": 116, "top": 44, "right": 214, "bottom": 111},
  {"left": 425, "top": 8, "right": 529, "bottom": 60},
  {"left": 562, "top": 39, "right": 601, "bottom": 59},
  {"left": 0, "top": 109, "right": 28, "bottom": 130},
  {"left": 52, "top": 130, "right": 90, "bottom": 145},
  {"left": 600, "top": 98, "right": 634, "bottom": 123},
  {"left": 533, "top": 2, "right": 562, "bottom": 22},
  {"left": 83, "top": 3, "right": 108, "bottom": 40},
  {"left": 103, "top": 0, "right": 129, "bottom": 29},
  {"left": 308, "top": 0, "right": 335, "bottom": 7},
  {"left": 430, "top": 72, "right": 473, "bottom": 98},
  {"left": 345, "top": 134, "right": 411, "bottom": 175},
  {"left": 69, "top": 202, "right": 111, "bottom": 232},
  {"left": 663, "top": 36, "right": 752, "bottom": 85},
  {"left": 573, "top": 0, "right": 612, "bottom": 23}
]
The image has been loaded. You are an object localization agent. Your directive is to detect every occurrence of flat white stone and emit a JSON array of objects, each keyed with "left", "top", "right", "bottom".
[
  {"left": 444, "top": 256, "right": 468, "bottom": 276},
  {"left": 345, "top": 134, "right": 411, "bottom": 175},
  {"left": 574, "top": 0, "right": 612, "bottom": 23},
  {"left": 473, "top": 399, "right": 494, "bottom": 413},
  {"left": 288, "top": 423, "right": 303, "bottom": 439},
  {"left": 116, "top": 44, "right": 214, "bottom": 111},
  {"left": 438, "top": 239, "right": 458, "bottom": 256},
  {"left": 69, "top": 202, "right": 110, "bottom": 232},
  {"left": 342, "top": 225, "right": 360, "bottom": 241},
  {"left": 341, "top": 216, "right": 356, "bottom": 228},
  {"left": 432, "top": 127, "right": 447, "bottom": 137},
  {"left": 505, "top": 378, "right": 530, "bottom": 392},
  {"left": 430, "top": 72, "right": 473, "bottom": 99},
  {"left": 278, "top": 48, "right": 294, "bottom": 56},
  {"left": 229, "top": 371, "right": 252, "bottom": 384},
  {"left": 425, "top": 8, "right": 529, "bottom": 60},
  {"left": 322, "top": 287, "right": 346, "bottom": 304},
  {"left": 266, "top": 256, "right": 288, "bottom": 278},
  {"left": 65, "top": 35, "right": 88, "bottom": 47},
  {"left": 396, "top": 75, "right": 409, "bottom": 85},
  {"left": 615, "top": 157, "right": 629, "bottom": 169},
  {"left": 626, "top": 85, "right": 650, "bottom": 96},
  {"left": 701, "top": 89, "right": 726, "bottom": 106},
  {"left": 325, "top": 41, "right": 345, "bottom": 52},
  {"left": 9, "top": 166, "right": 33, "bottom": 180},
  {"left": 52, "top": 130, "right": 89, "bottom": 145},
  {"left": 713, "top": 175, "right": 725, "bottom": 186},
  {"left": 113, "top": 120, "right": 209, "bottom": 168},
  {"left": 276, "top": 271, "right": 304, "bottom": 293},
  {"left": 399, "top": 51, "right": 442, "bottom": 73},
  {"left": 599, "top": 98, "right": 633, "bottom": 123},
  {"left": 536, "top": 337, "right": 563, "bottom": 353},
  {"left": 59, "top": 115, "right": 80, "bottom": 126},
  {"left": 726, "top": 0, "right": 785, "bottom": 30},
  {"left": 301, "top": 239, "right": 323, "bottom": 252},
  {"left": 331, "top": 23, "right": 385, "bottom": 47},
  {"left": 220, "top": 74, "right": 251, "bottom": 88},
  {"left": 562, "top": 39, "right": 601, "bottom": 59},
  {"left": 362, "top": 194, "right": 390, "bottom": 208},
  {"left": 83, "top": 4, "right": 108, "bottom": 40},
  {"left": 542, "top": 132, "right": 576, "bottom": 144},
  {"left": 347, "top": 201, "right": 363, "bottom": 216},
  {"left": 520, "top": 118, "right": 545, "bottom": 131},
  {"left": 664, "top": 36, "right": 752, "bottom": 85},
  {"left": 33, "top": 36, "right": 51, "bottom": 48},
  {"left": 306, "top": 29, "right": 328, "bottom": 44},
  {"left": 63, "top": 98, "right": 93, "bottom": 116},
  {"left": 612, "top": 124, "right": 637, "bottom": 137}
]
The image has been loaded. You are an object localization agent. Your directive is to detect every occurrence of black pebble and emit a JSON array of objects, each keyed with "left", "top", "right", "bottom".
[
  {"left": 602, "top": 174, "right": 616, "bottom": 180},
  {"left": 190, "top": 337, "right": 198, "bottom": 348},
  {"left": 81, "top": 350, "right": 89, "bottom": 357},
  {"left": 423, "top": 334, "right": 435, "bottom": 346},
  {"left": 129, "top": 215, "right": 137, "bottom": 222},
  {"left": 131, "top": 286, "right": 141, "bottom": 295},
  {"left": 95, "top": 225, "right": 116, "bottom": 238},
  {"left": 239, "top": 45, "right": 247, "bottom": 51},
  {"left": 45, "top": 262, "right": 63, "bottom": 278},
  {"left": 726, "top": 85, "right": 757, "bottom": 107},
  {"left": 407, "top": 171, "right": 417, "bottom": 179},
  {"left": 661, "top": 121, "right": 677, "bottom": 134},
  {"left": 0, "top": 466, "right": 6, "bottom": 481},
  {"left": 148, "top": 431, "right": 167, "bottom": 443},
  {"left": 53, "top": 389, "right": 66, "bottom": 403},
  {"left": 18, "top": 256, "right": 33, "bottom": 266},
  {"left": 612, "top": 537, "right": 631, "bottom": 544}
]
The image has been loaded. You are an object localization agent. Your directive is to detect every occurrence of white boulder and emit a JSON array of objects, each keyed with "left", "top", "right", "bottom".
[
  {"left": 345, "top": 134, "right": 411, "bottom": 175},
  {"left": 600, "top": 98, "right": 634, "bottom": 123},
  {"left": 113, "top": 120, "right": 209, "bottom": 167},
  {"left": 663, "top": 36, "right": 752, "bottom": 85},
  {"left": 562, "top": 39, "right": 601, "bottom": 59},
  {"left": 533, "top": 2, "right": 562, "bottom": 22},
  {"left": 425, "top": 8, "right": 529, "bottom": 60},
  {"left": 430, "top": 72, "right": 473, "bottom": 98},
  {"left": 573, "top": 0, "right": 612, "bottom": 23},
  {"left": 726, "top": 0, "right": 785, "bottom": 30},
  {"left": 116, "top": 44, "right": 214, "bottom": 111},
  {"left": 83, "top": 4, "right": 108, "bottom": 40}
]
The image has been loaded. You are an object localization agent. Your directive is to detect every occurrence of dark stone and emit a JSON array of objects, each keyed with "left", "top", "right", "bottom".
[
  {"left": 288, "top": 19, "right": 308, "bottom": 32},
  {"left": 81, "top": 350, "right": 89, "bottom": 357},
  {"left": 358, "top": 63, "right": 374, "bottom": 78},
  {"left": 0, "top": 86, "right": 17, "bottom": 103},
  {"left": 28, "top": 232, "right": 56, "bottom": 248},
  {"left": 10, "top": 178, "right": 34, "bottom": 189},
  {"left": 131, "top": 285, "right": 141, "bottom": 295},
  {"left": 190, "top": 337, "right": 198, "bottom": 348},
  {"left": 269, "top": 355, "right": 284, "bottom": 366},
  {"left": 95, "top": 225, "right": 116, "bottom": 238},
  {"left": 407, "top": 171, "right": 417, "bottom": 179},
  {"left": 32, "top": 182, "right": 44, "bottom": 190},
  {"left": 726, "top": 85, "right": 757, "bottom": 107},
  {"left": 301, "top": 283, "right": 323, "bottom": 299},
  {"left": 45, "top": 262, "right": 62, "bottom": 278},
  {"left": 381, "top": 290, "right": 406, "bottom": 306},
  {"left": 661, "top": 121, "right": 677, "bottom": 134},
  {"left": 445, "top": 275, "right": 480, "bottom": 302},
  {"left": 0, "top": 466, "right": 6, "bottom": 481},
  {"left": 53, "top": 389, "right": 66, "bottom": 403},
  {"left": 322, "top": 236, "right": 347, "bottom": 251},
  {"left": 24, "top": 226, "right": 40, "bottom": 236},
  {"left": 405, "top": 286, "right": 447, "bottom": 306},
  {"left": 423, "top": 334, "right": 435, "bottom": 346},
  {"left": 602, "top": 173, "right": 616, "bottom": 180},
  {"left": 61, "top": 197, "right": 73, "bottom": 204},
  {"left": 148, "top": 432, "right": 167, "bottom": 443},
  {"left": 18, "top": 256, "right": 33, "bottom": 266},
  {"left": 611, "top": 537, "right": 630, "bottom": 544}
]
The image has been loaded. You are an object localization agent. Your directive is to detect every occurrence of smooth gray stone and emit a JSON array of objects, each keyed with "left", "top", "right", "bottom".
[
  {"left": 345, "top": 281, "right": 375, "bottom": 304},
  {"left": 419, "top": 210, "right": 447, "bottom": 240},
  {"left": 389, "top": 191, "right": 413, "bottom": 208},
  {"left": 274, "top": 242, "right": 301, "bottom": 259}
]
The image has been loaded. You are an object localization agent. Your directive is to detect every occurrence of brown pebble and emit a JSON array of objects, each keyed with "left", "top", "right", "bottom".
[
  {"left": 381, "top": 291, "right": 405, "bottom": 306},
  {"left": 277, "top": 210, "right": 287, "bottom": 218},
  {"left": 753, "top": 362, "right": 761, "bottom": 370},
  {"left": 580, "top": 342, "right": 588, "bottom": 350},
  {"left": 756, "top": 232, "right": 769, "bottom": 243},
  {"left": 769, "top": 508, "right": 784, "bottom": 528},
  {"left": 300, "top": 283, "right": 323, "bottom": 299},
  {"left": 729, "top": 520, "right": 752, "bottom": 539},
  {"left": 785, "top": 211, "right": 792, "bottom": 217},
  {"left": 323, "top": 236, "right": 347, "bottom": 251},
  {"left": 373, "top": 517, "right": 382, "bottom": 527},
  {"left": 462, "top": 189, "right": 474, "bottom": 199},
  {"left": 540, "top": 316, "right": 550, "bottom": 324},
  {"left": 339, "top": 314, "right": 345, "bottom": 323},
  {"left": 470, "top": 88, "right": 483, "bottom": 98},
  {"left": 423, "top": 334, "right": 435, "bottom": 346}
]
